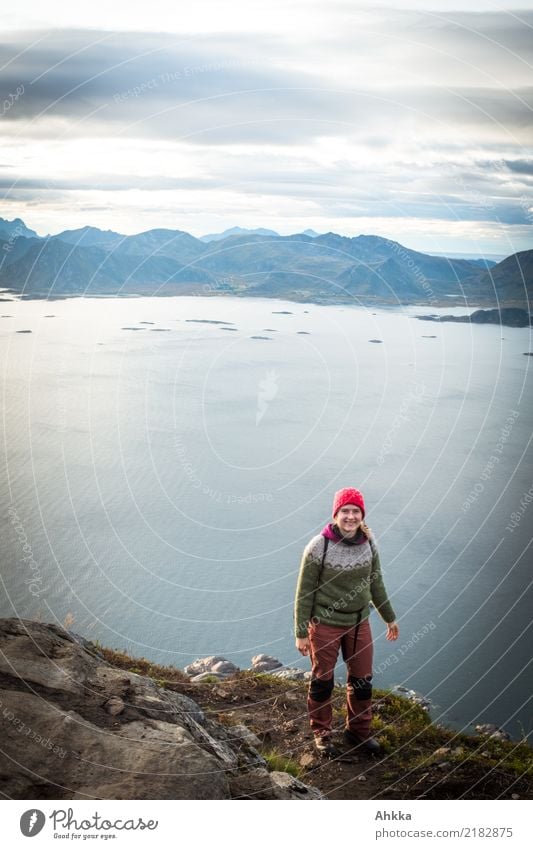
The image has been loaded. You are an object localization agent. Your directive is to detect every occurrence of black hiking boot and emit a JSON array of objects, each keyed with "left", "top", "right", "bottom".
[{"left": 343, "top": 728, "right": 381, "bottom": 755}]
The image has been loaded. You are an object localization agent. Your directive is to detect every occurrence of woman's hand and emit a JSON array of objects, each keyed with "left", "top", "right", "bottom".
[
  {"left": 296, "top": 637, "right": 310, "bottom": 656},
  {"left": 386, "top": 621, "right": 399, "bottom": 641}
]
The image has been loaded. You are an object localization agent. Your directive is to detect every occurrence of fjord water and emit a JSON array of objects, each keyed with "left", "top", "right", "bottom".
[{"left": 1, "top": 295, "right": 532, "bottom": 739}]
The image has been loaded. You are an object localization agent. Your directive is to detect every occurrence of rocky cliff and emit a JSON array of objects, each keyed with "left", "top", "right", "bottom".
[{"left": 0, "top": 618, "right": 320, "bottom": 800}]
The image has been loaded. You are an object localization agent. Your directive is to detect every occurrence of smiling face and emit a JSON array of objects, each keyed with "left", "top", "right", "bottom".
[{"left": 335, "top": 504, "right": 364, "bottom": 538}]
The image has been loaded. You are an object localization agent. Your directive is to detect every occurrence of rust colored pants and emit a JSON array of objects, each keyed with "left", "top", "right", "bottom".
[{"left": 307, "top": 617, "right": 374, "bottom": 739}]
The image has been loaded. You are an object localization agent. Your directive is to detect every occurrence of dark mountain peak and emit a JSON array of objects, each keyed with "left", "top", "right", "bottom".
[
  {"left": 131, "top": 227, "right": 198, "bottom": 240},
  {"left": 55, "top": 226, "right": 125, "bottom": 249},
  {"left": 491, "top": 248, "right": 532, "bottom": 273},
  {"left": 470, "top": 249, "right": 533, "bottom": 302},
  {"left": 116, "top": 228, "right": 205, "bottom": 261},
  {"left": 0, "top": 216, "right": 38, "bottom": 240},
  {"left": 353, "top": 233, "right": 394, "bottom": 244},
  {"left": 318, "top": 231, "right": 347, "bottom": 242}
]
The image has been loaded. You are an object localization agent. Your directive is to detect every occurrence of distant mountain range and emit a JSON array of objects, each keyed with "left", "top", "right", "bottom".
[
  {"left": 199, "top": 227, "right": 321, "bottom": 241},
  {"left": 0, "top": 216, "right": 530, "bottom": 305},
  {"left": 200, "top": 226, "right": 281, "bottom": 242}
]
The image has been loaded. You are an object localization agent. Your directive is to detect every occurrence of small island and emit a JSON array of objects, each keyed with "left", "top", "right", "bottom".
[
  {"left": 416, "top": 308, "right": 532, "bottom": 328},
  {"left": 186, "top": 319, "right": 235, "bottom": 325}
]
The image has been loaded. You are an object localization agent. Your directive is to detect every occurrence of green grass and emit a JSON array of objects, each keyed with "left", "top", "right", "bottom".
[
  {"left": 238, "top": 670, "right": 303, "bottom": 688},
  {"left": 97, "top": 645, "right": 189, "bottom": 683},
  {"left": 262, "top": 750, "right": 303, "bottom": 778}
]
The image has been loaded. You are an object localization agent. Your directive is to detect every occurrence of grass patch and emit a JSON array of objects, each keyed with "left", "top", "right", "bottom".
[
  {"left": 239, "top": 670, "right": 303, "bottom": 689},
  {"left": 262, "top": 749, "right": 303, "bottom": 778},
  {"left": 98, "top": 646, "right": 189, "bottom": 684}
]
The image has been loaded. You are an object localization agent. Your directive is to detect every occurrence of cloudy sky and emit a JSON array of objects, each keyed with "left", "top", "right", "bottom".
[{"left": 1, "top": 0, "right": 532, "bottom": 254}]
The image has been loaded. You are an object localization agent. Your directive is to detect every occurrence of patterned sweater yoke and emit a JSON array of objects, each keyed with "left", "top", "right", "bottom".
[{"left": 294, "top": 531, "right": 396, "bottom": 638}]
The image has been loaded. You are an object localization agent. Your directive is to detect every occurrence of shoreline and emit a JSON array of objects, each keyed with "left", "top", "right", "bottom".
[{"left": 1, "top": 288, "right": 529, "bottom": 311}]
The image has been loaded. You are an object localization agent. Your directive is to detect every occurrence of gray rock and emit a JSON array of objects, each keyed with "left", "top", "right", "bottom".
[
  {"left": 211, "top": 660, "right": 240, "bottom": 676},
  {"left": 228, "top": 724, "right": 263, "bottom": 750},
  {"left": 411, "top": 696, "right": 432, "bottom": 709},
  {"left": 251, "top": 661, "right": 277, "bottom": 673},
  {"left": 104, "top": 697, "right": 124, "bottom": 715},
  {"left": 184, "top": 655, "right": 228, "bottom": 676},
  {"left": 270, "top": 667, "right": 305, "bottom": 681},
  {"left": 433, "top": 747, "right": 451, "bottom": 760},
  {"left": 393, "top": 685, "right": 431, "bottom": 709},
  {"left": 0, "top": 618, "right": 318, "bottom": 800},
  {"left": 189, "top": 671, "right": 225, "bottom": 683},
  {"left": 162, "top": 689, "right": 206, "bottom": 724},
  {"left": 475, "top": 723, "right": 510, "bottom": 741},
  {"left": 68, "top": 631, "right": 104, "bottom": 658},
  {"left": 490, "top": 730, "right": 511, "bottom": 741},
  {"left": 229, "top": 768, "right": 323, "bottom": 799},
  {"left": 475, "top": 723, "right": 499, "bottom": 734},
  {"left": 269, "top": 771, "right": 323, "bottom": 799},
  {"left": 250, "top": 654, "right": 283, "bottom": 671}
]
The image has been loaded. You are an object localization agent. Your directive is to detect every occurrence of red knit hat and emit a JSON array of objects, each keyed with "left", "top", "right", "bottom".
[{"left": 332, "top": 487, "right": 365, "bottom": 518}]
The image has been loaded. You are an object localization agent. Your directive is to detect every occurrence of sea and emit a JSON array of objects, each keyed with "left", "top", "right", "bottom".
[{"left": 1, "top": 294, "right": 532, "bottom": 740}]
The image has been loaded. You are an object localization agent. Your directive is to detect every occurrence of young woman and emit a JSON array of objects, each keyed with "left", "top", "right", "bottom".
[{"left": 294, "top": 487, "right": 399, "bottom": 758}]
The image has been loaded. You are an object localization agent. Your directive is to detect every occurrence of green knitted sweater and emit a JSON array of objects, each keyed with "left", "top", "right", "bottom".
[{"left": 294, "top": 528, "right": 396, "bottom": 638}]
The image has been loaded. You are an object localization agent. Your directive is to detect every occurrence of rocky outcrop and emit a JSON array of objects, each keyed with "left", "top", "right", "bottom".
[
  {"left": 0, "top": 619, "right": 321, "bottom": 800},
  {"left": 184, "top": 652, "right": 312, "bottom": 682},
  {"left": 184, "top": 655, "right": 240, "bottom": 681},
  {"left": 474, "top": 723, "right": 511, "bottom": 742},
  {"left": 249, "top": 653, "right": 283, "bottom": 673}
]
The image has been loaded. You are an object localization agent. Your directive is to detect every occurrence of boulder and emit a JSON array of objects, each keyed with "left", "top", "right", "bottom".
[
  {"left": 227, "top": 724, "right": 263, "bottom": 749},
  {"left": 432, "top": 747, "right": 451, "bottom": 761},
  {"left": 184, "top": 655, "right": 228, "bottom": 676},
  {"left": 475, "top": 723, "right": 511, "bottom": 741},
  {"left": 229, "top": 768, "right": 323, "bottom": 800},
  {"left": 185, "top": 656, "right": 239, "bottom": 678},
  {"left": 270, "top": 667, "right": 306, "bottom": 681},
  {"left": 103, "top": 697, "right": 124, "bottom": 716},
  {"left": 0, "top": 618, "right": 318, "bottom": 800},
  {"left": 189, "top": 671, "right": 225, "bottom": 683},
  {"left": 211, "top": 660, "right": 240, "bottom": 676},
  {"left": 250, "top": 654, "right": 283, "bottom": 671}
]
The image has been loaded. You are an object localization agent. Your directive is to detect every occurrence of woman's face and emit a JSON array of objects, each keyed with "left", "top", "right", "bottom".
[{"left": 335, "top": 504, "right": 363, "bottom": 537}]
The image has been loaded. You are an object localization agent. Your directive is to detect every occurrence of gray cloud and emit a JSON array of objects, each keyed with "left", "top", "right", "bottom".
[
  {"left": 0, "top": 30, "right": 329, "bottom": 135},
  {"left": 1, "top": 28, "right": 532, "bottom": 147},
  {"left": 504, "top": 159, "right": 533, "bottom": 175},
  {"left": 0, "top": 175, "right": 222, "bottom": 191}
]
